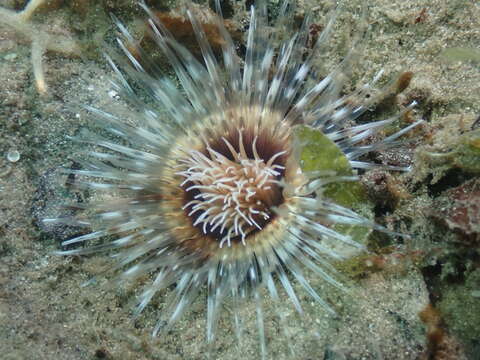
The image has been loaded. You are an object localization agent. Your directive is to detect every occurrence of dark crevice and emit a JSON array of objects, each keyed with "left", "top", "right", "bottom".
[{"left": 427, "top": 168, "right": 476, "bottom": 197}]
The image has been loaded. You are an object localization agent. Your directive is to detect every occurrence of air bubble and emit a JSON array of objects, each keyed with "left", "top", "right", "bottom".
[{"left": 7, "top": 150, "right": 20, "bottom": 163}]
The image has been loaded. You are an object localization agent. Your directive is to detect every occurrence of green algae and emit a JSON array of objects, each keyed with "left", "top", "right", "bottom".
[
  {"left": 333, "top": 253, "right": 383, "bottom": 279},
  {"left": 424, "top": 129, "right": 480, "bottom": 174},
  {"left": 452, "top": 131, "right": 480, "bottom": 173},
  {"left": 294, "top": 125, "right": 368, "bottom": 208},
  {"left": 440, "top": 47, "right": 480, "bottom": 64},
  {"left": 294, "top": 125, "right": 375, "bottom": 247}
]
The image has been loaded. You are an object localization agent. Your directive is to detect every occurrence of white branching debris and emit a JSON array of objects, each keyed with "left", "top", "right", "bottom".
[{"left": 0, "top": 0, "right": 80, "bottom": 94}]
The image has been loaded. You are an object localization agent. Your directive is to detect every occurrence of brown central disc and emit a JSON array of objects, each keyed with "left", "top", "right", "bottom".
[{"left": 178, "top": 126, "right": 287, "bottom": 247}]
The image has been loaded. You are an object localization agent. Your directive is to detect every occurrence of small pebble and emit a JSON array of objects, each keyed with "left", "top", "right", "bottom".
[{"left": 7, "top": 150, "right": 20, "bottom": 163}]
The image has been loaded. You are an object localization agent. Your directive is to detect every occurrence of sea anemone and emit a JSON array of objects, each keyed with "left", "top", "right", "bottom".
[{"left": 45, "top": 0, "right": 421, "bottom": 358}]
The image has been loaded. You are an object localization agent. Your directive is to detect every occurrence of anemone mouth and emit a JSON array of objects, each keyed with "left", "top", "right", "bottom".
[{"left": 172, "top": 106, "right": 295, "bottom": 247}]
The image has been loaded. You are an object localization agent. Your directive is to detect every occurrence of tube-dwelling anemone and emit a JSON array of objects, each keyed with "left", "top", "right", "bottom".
[{"left": 45, "top": 0, "right": 421, "bottom": 357}]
